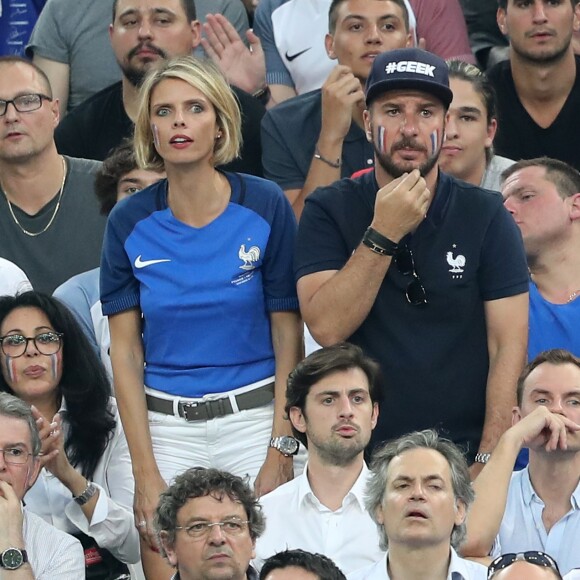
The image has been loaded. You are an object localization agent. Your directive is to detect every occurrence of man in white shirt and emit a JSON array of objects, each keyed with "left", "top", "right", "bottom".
[
  {"left": 349, "top": 430, "right": 487, "bottom": 580},
  {"left": 254, "top": 342, "right": 383, "bottom": 574},
  {"left": 0, "top": 392, "right": 84, "bottom": 579},
  {"left": 463, "top": 349, "right": 580, "bottom": 576}
]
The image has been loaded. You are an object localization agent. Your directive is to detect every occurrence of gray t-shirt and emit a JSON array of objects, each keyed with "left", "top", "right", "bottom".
[
  {"left": 26, "top": 0, "right": 249, "bottom": 112},
  {"left": 0, "top": 156, "right": 106, "bottom": 294}
]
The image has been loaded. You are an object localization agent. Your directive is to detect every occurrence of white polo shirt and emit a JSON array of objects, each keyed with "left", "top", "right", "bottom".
[
  {"left": 347, "top": 548, "right": 487, "bottom": 580},
  {"left": 493, "top": 467, "right": 580, "bottom": 576},
  {"left": 254, "top": 462, "right": 383, "bottom": 574}
]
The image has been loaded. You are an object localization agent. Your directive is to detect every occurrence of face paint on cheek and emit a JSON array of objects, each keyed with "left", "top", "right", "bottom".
[
  {"left": 152, "top": 124, "right": 160, "bottom": 147},
  {"left": 429, "top": 130, "right": 441, "bottom": 156},
  {"left": 49, "top": 353, "right": 61, "bottom": 382},
  {"left": 5, "top": 355, "right": 17, "bottom": 384},
  {"left": 375, "top": 125, "right": 388, "bottom": 155}
]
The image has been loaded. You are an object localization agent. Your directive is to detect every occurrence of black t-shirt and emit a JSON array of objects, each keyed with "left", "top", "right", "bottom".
[
  {"left": 55, "top": 81, "right": 265, "bottom": 177},
  {"left": 488, "top": 56, "right": 580, "bottom": 171}
]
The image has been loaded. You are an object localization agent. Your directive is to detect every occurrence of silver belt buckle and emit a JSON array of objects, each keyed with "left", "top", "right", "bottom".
[{"left": 182, "top": 401, "right": 204, "bottom": 421}]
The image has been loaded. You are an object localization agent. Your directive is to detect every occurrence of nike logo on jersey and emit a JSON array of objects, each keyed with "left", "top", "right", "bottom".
[
  {"left": 134, "top": 255, "right": 172, "bottom": 268},
  {"left": 285, "top": 47, "right": 311, "bottom": 62}
]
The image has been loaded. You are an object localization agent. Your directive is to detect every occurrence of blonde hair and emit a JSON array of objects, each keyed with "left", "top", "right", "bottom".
[{"left": 134, "top": 56, "right": 242, "bottom": 171}]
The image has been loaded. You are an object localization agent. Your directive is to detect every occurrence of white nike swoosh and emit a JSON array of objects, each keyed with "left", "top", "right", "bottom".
[{"left": 134, "top": 255, "right": 172, "bottom": 268}]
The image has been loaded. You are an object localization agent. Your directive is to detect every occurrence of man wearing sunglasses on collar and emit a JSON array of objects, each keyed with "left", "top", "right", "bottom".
[{"left": 295, "top": 47, "right": 529, "bottom": 474}]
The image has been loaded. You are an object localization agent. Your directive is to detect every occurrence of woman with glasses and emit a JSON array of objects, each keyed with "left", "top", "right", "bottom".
[
  {"left": 100, "top": 56, "right": 301, "bottom": 576},
  {"left": 0, "top": 291, "right": 139, "bottom": 578}
]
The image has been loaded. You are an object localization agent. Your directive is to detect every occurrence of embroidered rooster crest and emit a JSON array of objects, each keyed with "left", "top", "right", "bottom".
[
  {"left": 239, "top": 244, "right": 260, "bottom": 270},
  {"left": 446, "top": 251, "right": 466, "bottom": 273}
]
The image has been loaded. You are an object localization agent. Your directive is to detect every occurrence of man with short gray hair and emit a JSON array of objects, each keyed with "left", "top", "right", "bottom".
[
  {"left": 0, "top": 392, "right": 84, "bottom": 578},
  {"left": 155, "top": 467, "right": 264, "bottom": 580},
  {"left": 348, "top": 429, "right": 487, "bottom": 579}
]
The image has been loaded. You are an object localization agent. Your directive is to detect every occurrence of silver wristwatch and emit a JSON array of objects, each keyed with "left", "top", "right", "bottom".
[
  {"left": 269, "top": 436, "right": 300, "bottom": 457},
  {"left": 0, "top": 548, "right": 28, "bottom": 570}
]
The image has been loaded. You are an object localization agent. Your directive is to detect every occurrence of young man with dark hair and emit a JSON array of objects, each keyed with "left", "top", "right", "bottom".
[
  {"left": 260, "top": 549, "right": 347, "bottom": 580},
  {"left": 254, "top": 343, "right": 383, "bottom": 574},
  {"left": 463, "top": 349, "right": 580, "bottom": 576},
  {"left": 488, "top": 0, "right": 580, "bottom": 170}
]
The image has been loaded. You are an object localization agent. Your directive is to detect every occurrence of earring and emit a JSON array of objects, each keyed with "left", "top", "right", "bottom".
[{"left": 216, "top": 132, "right": 222, "bottom": 139}]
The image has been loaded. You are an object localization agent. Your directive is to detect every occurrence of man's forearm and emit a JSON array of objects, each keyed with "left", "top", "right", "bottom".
[{"left": 299, "top": 244, "right": 392, "bottom": 345}]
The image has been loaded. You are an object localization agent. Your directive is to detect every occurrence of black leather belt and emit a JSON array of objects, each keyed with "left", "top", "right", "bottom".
[{"left": 146, "top": 382, "right": 275, "bottom": 422}]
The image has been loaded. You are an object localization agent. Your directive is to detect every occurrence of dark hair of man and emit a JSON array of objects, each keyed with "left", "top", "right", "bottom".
[
  {"left": 260, "top": 549, "right": 347, "bottom": 580},
  {"left": 0, "top": 56, "right": 53, "bottom": 98},
  {"left": 366, "top": 429, "right": 474, "bottom": 550},
  {"left": 95, "top": 140, "right": 140, "bottom": 216},
  {"left": 328, "top": 0, "right": 409, "bottom": 35},
  {"left": 155, "top": 467, "right": 265, "bottom": 556},
  {"left": 501, "top": 156, "right": 580, "bottom": 200},
  {"left": 112, "top": 0, "right": 196, "bottom": 23},
  {"left": 0, "top": 292, "right": 115, "bottom": 479},
  {"left": 0, "top": 392, "right": 42, "bottom": 457},
  {"left": 516, "top": 349, "right": 580, "bottom": 406},
  {"left": 497, "top": 0, "right": 576, "bottom": 9},
  {"left": 285, "top": 342, "right": 383, "bottom": 447}
]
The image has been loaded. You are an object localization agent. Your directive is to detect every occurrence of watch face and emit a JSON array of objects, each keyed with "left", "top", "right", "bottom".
[
  {"left": 279, "top": 436, "right": 299, "bottom": 455},
  {"left": 2, "top": 548, "right": 24, "bottom": 570}
]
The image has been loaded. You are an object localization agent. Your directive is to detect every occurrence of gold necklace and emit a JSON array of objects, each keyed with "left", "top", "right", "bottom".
[{"left": 1, "top": 156, "right": 67, "bottom": 237}]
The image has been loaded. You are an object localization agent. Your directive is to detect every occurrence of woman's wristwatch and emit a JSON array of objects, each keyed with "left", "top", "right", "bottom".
[{"left": 74, "top": 481, "right": 98, "bottom": 505}]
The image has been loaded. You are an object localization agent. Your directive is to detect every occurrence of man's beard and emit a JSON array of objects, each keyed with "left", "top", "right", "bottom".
[
  {"left": 511, "top": 30, "right": 573, "bottom": 66},
  {"left": 374, "top": 134, "right": 441, "bottom": 178},
  {"left": 121, "top": 43, "right": 167, "bottom": 87}
]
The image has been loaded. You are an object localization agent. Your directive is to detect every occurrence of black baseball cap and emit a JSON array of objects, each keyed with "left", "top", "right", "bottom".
[{"left": 365, "top": 48, "right": 453, "bottom": 107}]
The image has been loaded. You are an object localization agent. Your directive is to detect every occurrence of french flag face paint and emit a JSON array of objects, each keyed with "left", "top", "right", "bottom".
[
  {"left": 376, "top": 125, "right": 389, "bottom": 155},
  {"left": 152, "top": 124, "right": 160, "bottom": 147},
  {"left": 5, "top": 355, "right": 17, "bottom": 384},
  {"left": 430, "top": 130, "right": 441, "bottom": 156},
  {"left": 49, "top": 353, "right": 61, "bottom": 382}
]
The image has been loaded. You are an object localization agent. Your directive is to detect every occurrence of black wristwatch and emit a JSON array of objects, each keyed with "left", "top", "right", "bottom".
[
  {"left": 270, "top": 436, "right": 300, "bottom": 456},
  {"left": 0, "top": 547, "right": 28, "bottom": 570}
]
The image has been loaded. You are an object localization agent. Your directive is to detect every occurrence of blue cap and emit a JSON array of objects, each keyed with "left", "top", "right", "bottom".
[{"left": 365, "top": 48, "right": 453, "bottom": 107}]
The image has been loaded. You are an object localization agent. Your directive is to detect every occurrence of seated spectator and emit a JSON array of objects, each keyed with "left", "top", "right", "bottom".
[
  {"left": 54, "top": 140, "right": 165, "bottom": 378},
  {"left": 440, "top": 60, "right": 514, "bottom": 191},
  {"left": 254, "top": 0, "right": 474, "bottom": 105},
  {"left": 0, "top": 292, "right": 139, "bottom": 577},
  {"left": 54, "top": 0, "right": 264, "bottom": 176},
  {"left": 0, "top": 258, "right": 32, "bottom": 296},
  {"left": 489, "top": 0, "right": 580, "bottom": 171},
  {"left": 0, "top": 392, "right": 85, "bottom": 578},
  {"left": 260, "top": 549, "right": 347, "bottom": 580},
  {"left": 0, "top": 57, "right": 105, "bottom": 294},
  {"left": 349, "top": 430, "right": 487, "bottom": 580},
  {"left": 254, "top": 343, "right": 383, "bottom": 574},
  {"left": 26, "top": 0, "right": 249, "bottom": 116},
  {"left": 155, "top": 467, "right": 264, "bottom": 580},
  {"left": 488, "top": 552, "right": 562, "bottom": 580},
  {"left": 501, "top": 158, "right": 580, "bottom": 360},
  {"left": 463, "top": 349, "right": 580, "bottom": 576},
  {"left": 261, "top": 0, "right": 412, "bottom": 217}
]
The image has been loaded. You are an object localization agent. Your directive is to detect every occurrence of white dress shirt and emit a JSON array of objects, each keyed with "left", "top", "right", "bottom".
[
  {"left": 25, "top": 398, "right": 139, "bottom": 564},
  {"left": 347, "top": 548, "right": 487, "bottom": 580},
  {"left": 254, "top": 462, "right": 383, "bottom": 574},
  {"left": 492, "top": 467, "right": 580, "bottom": 576},
  {"left": 23, "top": 509, "right": 85, "bottom": 579}
]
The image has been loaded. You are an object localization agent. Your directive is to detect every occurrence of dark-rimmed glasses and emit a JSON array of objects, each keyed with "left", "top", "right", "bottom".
[
  {"left": 395, "top": 245, "right": 428, "bottom": 306},
  {"left": 0, "top": 93, "right": 52, "bottom": 116},
  {"left": 175, "top": 519, "right": 250, "bottom": 539},
  {"left": 0, "top": 332, "right": 63, "bottom": 358},
  {"left": 0, "top": 447, "right": 33, "bottom": 465},
  {"left": 488, "top": 551, "right": 560, "bottom": 579}
]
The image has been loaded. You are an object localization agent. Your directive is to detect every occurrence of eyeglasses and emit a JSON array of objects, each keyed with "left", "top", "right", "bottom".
[
  {"left": 488, "top": 551, "right": 560, "bottom": 579},
  {"left": 395, "top": 245, "right": 428, "bottom": 306},
  {"left": 0, "top": 93, "right": 52, "bottom": 116},
  {"left": 175, "top": 519, "right": 250, "bottom": 539},
  {"left": 0, "top": 447, "right": 33, "bottom": 465},
  {"left": 0, "top": 332, "right": 63, "bottom": 358}
]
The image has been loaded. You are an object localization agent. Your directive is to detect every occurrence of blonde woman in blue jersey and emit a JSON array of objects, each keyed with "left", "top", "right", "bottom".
[{"left": 100, "top": 56, "right": 302, "bottom": 577}]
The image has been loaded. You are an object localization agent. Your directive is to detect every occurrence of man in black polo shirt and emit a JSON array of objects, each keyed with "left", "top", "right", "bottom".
[
  {"left": 54, "top": 0, "right": 264, "bottom": 176},
  {"left": 295, "top": 47, "right": 529, "bottom": 475}
]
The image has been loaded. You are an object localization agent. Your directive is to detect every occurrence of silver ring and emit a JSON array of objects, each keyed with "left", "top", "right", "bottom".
[{"left": 137, "top": 521, "right": 147, "bottom": 528}]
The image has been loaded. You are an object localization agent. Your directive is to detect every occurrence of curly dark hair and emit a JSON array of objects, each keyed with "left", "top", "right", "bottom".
[
  {"left": 0, "top": 292, "right": 115, "bottom": 479},
  {"left": 155, "top": 467, "right": 265, "bottom": 557}
]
